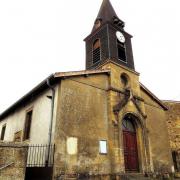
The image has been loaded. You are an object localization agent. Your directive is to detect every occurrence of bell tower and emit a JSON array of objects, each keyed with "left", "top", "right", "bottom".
[{"left": 84, "top": 0, "right": 135, "bottom": 71}]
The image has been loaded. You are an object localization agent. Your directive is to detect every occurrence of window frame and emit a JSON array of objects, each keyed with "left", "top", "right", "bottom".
[
  {"left": 116, "top": 39, "right": 127, "bottom": 63},
  {"left": 0, "top": 124, "right": 6, "bottom": 141},
  {"left": 122, "top": 118, "right": 136, "bottom": 133},
  {"left": 23, "top": 109, "right": 33, "bottom": 141},
  {"left": 92, "top": 39, "right": 101, "bottom": 64}
]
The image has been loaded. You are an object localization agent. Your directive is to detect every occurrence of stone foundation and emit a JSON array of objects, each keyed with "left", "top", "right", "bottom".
[{"left": 54, "top": 172, "right": 174, "bottom": 180}]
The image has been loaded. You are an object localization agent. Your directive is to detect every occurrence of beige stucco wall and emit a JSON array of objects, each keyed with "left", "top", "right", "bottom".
[{"left": 0, "top": 85, "right": 58, "bottom": 145}]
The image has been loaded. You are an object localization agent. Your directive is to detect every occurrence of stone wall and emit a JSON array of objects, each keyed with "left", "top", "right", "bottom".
[
  {"left": 0, "top": 142, "right": 28, "bottom": 180},
  {"left": 164, "top": 101, "right": 180, "bottom": 171},
  {"left": 141, "top": 92, "right": 173, "bottom": 173},
  {"left": 164, "top": 101, "right": 180, "bottom": 151},
  {"left": 53, "top": 74, "right": 111, "bottom": 178},
  {"left": 53, "top": 62, "right": 174, "bottom": 178}
]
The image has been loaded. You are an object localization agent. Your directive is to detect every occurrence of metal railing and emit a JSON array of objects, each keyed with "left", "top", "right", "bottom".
[{"left": 27, "top": 144, "right": 55, "bottom": 167}]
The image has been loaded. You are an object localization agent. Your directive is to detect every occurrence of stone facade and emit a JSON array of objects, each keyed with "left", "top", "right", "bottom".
[
  {"left": 0, "top": 142, "right": 28, "bottom": 180},
  {"left": 53, "top": 62, "right": 173, "bottom": 179},
  {"left": 53, "top": 73, "right": 111, "bottom": 178},
  {"left": 141, "top": 91, "right": 173, "bottom": 174}
]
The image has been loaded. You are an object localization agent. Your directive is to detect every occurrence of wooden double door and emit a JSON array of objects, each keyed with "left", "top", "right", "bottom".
[{"left": 123, "top": 130, "right": 139, "bottom": 171}]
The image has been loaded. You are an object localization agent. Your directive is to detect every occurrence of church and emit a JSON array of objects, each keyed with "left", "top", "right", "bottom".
[{"left": 0, "top": 0, "right": 179, "bottom": 179}]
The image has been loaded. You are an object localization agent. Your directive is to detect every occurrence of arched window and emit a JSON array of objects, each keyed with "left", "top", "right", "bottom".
[
  {"left": 122, "top": 117, "right": 135, "bottom": 132},
  {"left": 120, "top": 73, "right": 129, "bottom": 88},
  {"left": 93, "top": 39, "right": 101, "bottom": 64},
  {"left": 117, "top": 39, "right": 126, "bottom": 62},
  {"left": 94, "top": 19, "right": 102, "bottom": 29}
]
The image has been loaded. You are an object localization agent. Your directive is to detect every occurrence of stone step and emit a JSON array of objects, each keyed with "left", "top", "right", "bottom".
[
  {"left": 175, "top": 172, "right": 180, "bottom": 178},
  {"left": 120, "top": 173, "right": 151, "bottom": 180},
  {"left": 56, "top": 175, "right": 77, "bottom": 180}
]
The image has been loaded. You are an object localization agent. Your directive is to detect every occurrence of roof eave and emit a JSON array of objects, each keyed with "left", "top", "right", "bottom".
[
  {"left": 0, "top": 70, "right": 111, "bottom": 121},
  {"left": 140, "top": 83, "right": 168, "bottom": 111},
  {"left": 0, "top": 74, "right": 55, "bottom": 120}
]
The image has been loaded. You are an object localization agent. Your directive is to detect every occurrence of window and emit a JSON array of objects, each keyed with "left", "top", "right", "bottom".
[
  {"left": 172, "top": 151, "right": 178, "bottom": 171},
  {"left": 95, "top": 19, "right": 101, "bottom": 29},
  {"left": 122, "top": 117, "right": 135, "bottom": 132},
  {"left": 23, "top": 110, "right": 33, "bottom": 140},
  {"left": 93, "top": 39, "right": 101, "bottom": 64},
  {"left": 117, "top": 39, "right": 126, "bottom": 62},
  {"left": 0, "top": 124, "right": 6, "bottom": 141},
  {"left": 99, "top": 140, "right": 107, "bottom": 154},
  {"left": 120, "top": 73, "right": 129, "bottom": 87}
]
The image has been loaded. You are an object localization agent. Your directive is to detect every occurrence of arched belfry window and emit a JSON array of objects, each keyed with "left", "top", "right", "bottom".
[
  {"left": 93, "top": 39, "right": 101, "bottom": 64},
  {"left": 117, "top": 39, "right": 126, "bottom": 62}
]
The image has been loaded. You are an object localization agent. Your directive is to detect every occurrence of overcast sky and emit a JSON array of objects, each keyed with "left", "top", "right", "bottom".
[{"left": 0, "top": 0, "right": 180, "bottom": 113}]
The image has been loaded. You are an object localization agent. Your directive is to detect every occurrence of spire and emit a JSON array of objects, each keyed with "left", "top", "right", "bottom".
[
  {"left": 97, "top": 0, "right": 117, "bottom": 22},
  {"left": 92, "top": 0, "right": 124, "bottom": 32}
]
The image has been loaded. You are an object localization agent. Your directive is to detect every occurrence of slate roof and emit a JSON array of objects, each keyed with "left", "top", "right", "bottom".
[
  {"left": 96, "top": 0, "right": 117, "bottom": 22},
  {"left": 92, "top": 0, "right": 124, "bottom": 32}
]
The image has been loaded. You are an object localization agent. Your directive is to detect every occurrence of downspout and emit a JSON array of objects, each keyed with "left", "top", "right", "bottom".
[{"left": 46, "top": 77, "right": 55, "bottom": 166}]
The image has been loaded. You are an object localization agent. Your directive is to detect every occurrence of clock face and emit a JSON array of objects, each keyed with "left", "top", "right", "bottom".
[{"left": 116, "top": 31, "right": 125, "bottom": 43}]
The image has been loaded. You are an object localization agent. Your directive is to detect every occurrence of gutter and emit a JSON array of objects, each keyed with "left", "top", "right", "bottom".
[{"left": 46, "top": 78, "right": 55, "bottom": 166}]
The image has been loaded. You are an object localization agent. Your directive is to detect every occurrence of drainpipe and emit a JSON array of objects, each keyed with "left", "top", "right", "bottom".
[{"left": 46, "top": 77, "right": 55, "bottom": 166}]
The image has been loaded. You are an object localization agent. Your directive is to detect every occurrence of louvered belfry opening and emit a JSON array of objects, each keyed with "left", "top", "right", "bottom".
[
  {"left": 117, "top": 39, "right": 126, "bottom": 62},
  {"left": 93, "top": 39, "right": 101, "bottom": 64}
]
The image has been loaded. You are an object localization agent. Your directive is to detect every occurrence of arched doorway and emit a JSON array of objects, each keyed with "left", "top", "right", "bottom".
[{"left": 122, "top": 114, "right": 139, "bottom": 172}]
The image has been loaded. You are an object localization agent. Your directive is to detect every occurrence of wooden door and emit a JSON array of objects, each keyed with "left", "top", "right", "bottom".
[{"left": 123, "top": 130, "right": 139, "bottom": 171}]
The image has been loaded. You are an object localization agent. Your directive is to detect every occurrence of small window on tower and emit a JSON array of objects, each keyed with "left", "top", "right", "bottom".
[
  {"left": 95, "top": 19, "right": 101, "bottom": 29},
  {"left": 117, "top": 39, "right": 126, "bottom": 62},
  {"left": 93, "top": 39, "right": 101, "bottom": 64}
]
